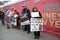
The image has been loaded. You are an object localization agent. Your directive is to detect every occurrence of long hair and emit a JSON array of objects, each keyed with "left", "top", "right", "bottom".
[
  {"left": 32, "top": 7, "right": 42, "bottom": 18},
  {"left": 32, "top": 7, "right": 38, "bottom": 12}
]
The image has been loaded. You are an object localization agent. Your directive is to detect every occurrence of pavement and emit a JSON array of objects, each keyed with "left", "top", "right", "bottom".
[{"left": 0, "top": 24, "right": 60, "bottom": 40}]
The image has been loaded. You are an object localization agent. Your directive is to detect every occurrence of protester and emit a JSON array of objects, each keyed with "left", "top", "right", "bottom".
[
  {"left": 0, "top": 11, "right": 5, "bottom": 25},
  {"left": 21, "top": 5, "right": 31, "bottom": 33},
  {"left": 11, "top": 9, "right": 20, "bottom": 29},
  {"left": 6, "top": 8, "right": 14, "bottom": 29},
  {"left": 15, "top": 10, "right": 20, "bottom": 29},
  {"left": 32, "top": 7, "right": 42, "bottom": 39}
]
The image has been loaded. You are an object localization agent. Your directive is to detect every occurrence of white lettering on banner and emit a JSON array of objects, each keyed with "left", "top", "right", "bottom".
[{"left": 30, "top": 18, "right": 43, "bottom": 32}]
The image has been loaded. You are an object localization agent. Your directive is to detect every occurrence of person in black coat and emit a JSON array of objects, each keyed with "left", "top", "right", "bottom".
[
  {"left": 0, "top": 11, "right": 5, "bottom": 25},
  {"left": 22, "top": 6, "right": 31, "bottom": 19},
  {"left": 21, "top": 6, "right": 31, "bottom": 33},
  {"left": 32, "top": 7, "right": 42, "bottom": 39}
]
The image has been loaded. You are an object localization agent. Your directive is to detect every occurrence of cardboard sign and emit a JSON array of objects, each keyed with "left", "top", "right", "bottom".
[
  {"left": 21, "top": 20, "right": 30, "bottom": 25},
  {"left": 30, "top": 18, "right": 43, "bottom": 32},
  {"left": 31, "top": 12, "right": 40, "bottom": 17},
  {"left": 20, "top": 13, "right": 29, "bottom": 22},
  {"left": 11, "top": 14, "right": 18, "bottom": 26}
]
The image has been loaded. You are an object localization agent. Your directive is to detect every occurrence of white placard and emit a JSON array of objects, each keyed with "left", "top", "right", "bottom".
[
  {"left": 21, "top": 20, "right": 30, "bottom": 25},
  {"left": 31, "top": 12, "right": 40, "bottom": 17},
  {"left": 30, "top": 18, "right": 43, "bottom": 32},
  {"left": 11, "top": 14, "right": 18, "bottom": 26}
]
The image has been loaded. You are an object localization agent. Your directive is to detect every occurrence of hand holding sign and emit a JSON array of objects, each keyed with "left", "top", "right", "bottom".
[{"left": 39, "top": 25, "right": 43, "bottom": 31}]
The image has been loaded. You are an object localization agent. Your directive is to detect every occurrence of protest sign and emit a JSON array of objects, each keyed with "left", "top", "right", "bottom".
[
  {"left": 11, "top": 14, "right": 18, "bottom": 26},
  {"left": 21, "top": 20, "right": 30, "bottom": 25},
  {"left": 20, "top": 13, "right": 30, "bottom": 25},
  {"left": 20, "top": 13, "right": 29, "bottom": 22},
  {"left": 30, "top": 18, "right": 43, "bottom": 32},
  {"left": 31, "top": 12, "right": 40, "bottom": 17}
]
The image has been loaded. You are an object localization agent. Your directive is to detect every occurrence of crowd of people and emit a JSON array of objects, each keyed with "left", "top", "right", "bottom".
[{"left": 0, "top": 5, "right": 43, "bottom": 39}]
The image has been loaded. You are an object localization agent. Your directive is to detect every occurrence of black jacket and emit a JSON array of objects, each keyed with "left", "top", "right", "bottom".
[
  {"left": 0, "top": 11, "right": 4, "bottom": 19},
  {"left": 22, "top": 8, "right": 31, "bottom": 19}
]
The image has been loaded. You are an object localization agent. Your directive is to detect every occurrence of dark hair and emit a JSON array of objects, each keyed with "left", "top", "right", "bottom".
[
  {"left": 14, "top": 9, "right": 17, "bottom": 12},
  {"left": 32, "top": 7, "right": 38, "bottom": 12},
  {"left": 22, "top": 6, "right": 25, "bottom": 7}
]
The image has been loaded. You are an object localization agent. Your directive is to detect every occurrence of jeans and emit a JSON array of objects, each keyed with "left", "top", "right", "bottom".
[{"left": 1, "top": 19, "right": 5, "bottom": 25}]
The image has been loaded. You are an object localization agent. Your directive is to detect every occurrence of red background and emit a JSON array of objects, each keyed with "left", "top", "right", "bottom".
[{"left": 0, "top": 0, "right": 60, "bottom": 38}]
